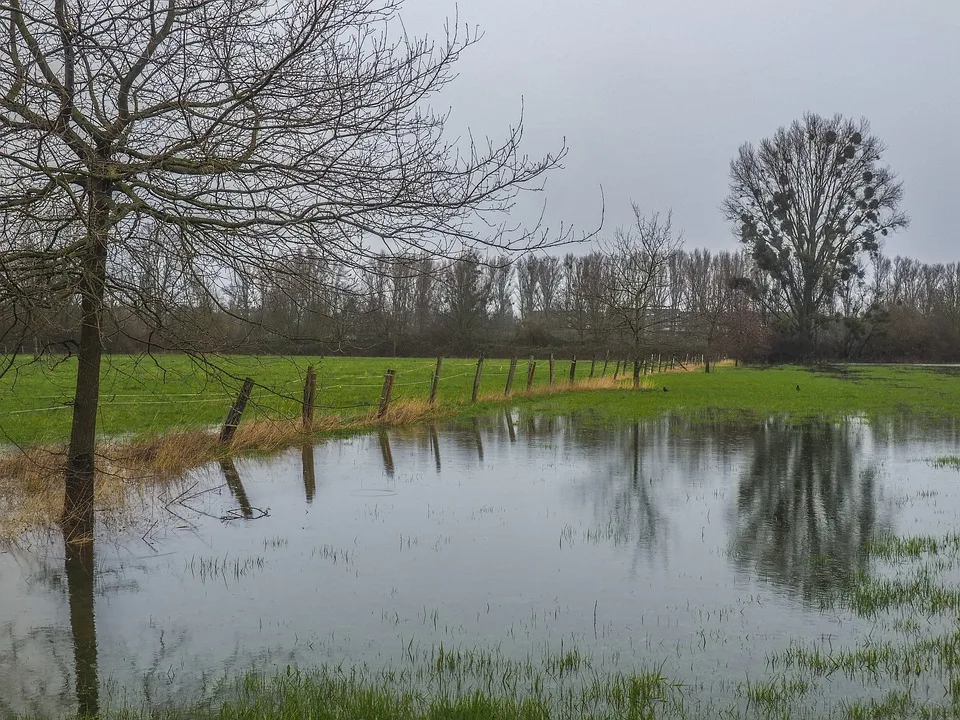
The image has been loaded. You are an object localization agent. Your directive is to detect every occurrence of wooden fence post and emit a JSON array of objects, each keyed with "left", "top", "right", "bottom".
[
  {"left": 302, "top": 365, "right": 316, "bottom": 431},
  {"left": 614, "top": 359, "right": 621, "bottom": 380},
  {"left": 658, "top": 354, "right": 663, "bottom": 373},
  {"left": 472, "top": 355, "right": 485, "bottom": 403},
  {"left": 504, "top": 357, "right": 518, "bottom": 395},
  {"left": 429, "top": 357, "right": 443, "bottom": 405},
  {"left": 549, "top": 353, "right": 555, "bottom": 386},
  {"left": 633, "top": 358, "right": 641, "bottom": 389},
  {"left": 589, "top": 356, "right": 596, "bottom": 378},
  {"left": 220, "top": 377, "right": 254, "bottom": 445},
  {"left": 602, "top": 350, "right": 610, "bottom": 377},
  {"left": 569, "top": 355, "right": 577, "bottom": 384},
  {"left": 378, "top": 369, "right": 396, "bottom": 418},
  {"left": 526, "top": 357, "right": 536, "bottom": 391}
]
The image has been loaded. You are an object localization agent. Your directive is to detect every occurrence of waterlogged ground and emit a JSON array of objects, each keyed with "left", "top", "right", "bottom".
[{"left": 3, "top": 413, "right": 960, "bottom": 717}]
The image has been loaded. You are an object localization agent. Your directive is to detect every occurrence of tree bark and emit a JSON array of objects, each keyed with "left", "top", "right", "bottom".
[{"left": 63, "top": 184, "right": 110, "bottom": 535}]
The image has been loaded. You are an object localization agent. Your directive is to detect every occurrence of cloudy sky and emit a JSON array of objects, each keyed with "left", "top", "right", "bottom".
[{"left": 400, "top": 0, "right": 959, "bottom": 262}]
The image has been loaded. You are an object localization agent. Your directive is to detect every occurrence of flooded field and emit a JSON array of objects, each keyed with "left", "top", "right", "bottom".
[{"left": 3, "top": 412, "right": 960, "bottom": 717}]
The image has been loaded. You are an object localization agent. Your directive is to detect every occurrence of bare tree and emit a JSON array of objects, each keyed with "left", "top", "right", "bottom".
[
  {"left": 723, "top": 113, "right": 908, "bottom": 355},
  {"left": 0, "top": 0, "right": 570, "bottom": 533},
  {"left": 601, "top": 207, "right": 682, "bottom": 383}
]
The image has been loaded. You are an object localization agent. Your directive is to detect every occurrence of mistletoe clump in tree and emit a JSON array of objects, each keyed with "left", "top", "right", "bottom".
[{"left": 722, "top": 113, "right": 907, "bottom": 354}]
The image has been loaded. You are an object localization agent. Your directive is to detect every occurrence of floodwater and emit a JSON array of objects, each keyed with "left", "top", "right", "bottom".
[{"left": 2, "top": 412, "right": 960, "bottom": 716}]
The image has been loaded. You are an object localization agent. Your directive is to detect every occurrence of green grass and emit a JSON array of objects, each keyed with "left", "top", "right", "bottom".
[
  {"left": 930, "top": 456, "right": 960, "bottom": 470},
  {"left": 538, "top": 363, "right": 960, "bottom": 426},
  {"left": 3, "top": 357, "right": 960, "bottom": 449},
  {"left": 0, "top": 354, "right": 585, "bottom": 447}
]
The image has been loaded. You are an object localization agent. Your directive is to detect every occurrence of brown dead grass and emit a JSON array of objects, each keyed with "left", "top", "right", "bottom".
[{"left": 0, "top": 367, "right": 707, "bottom": 541}]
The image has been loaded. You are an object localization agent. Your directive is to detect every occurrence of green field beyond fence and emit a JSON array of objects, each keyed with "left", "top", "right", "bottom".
[
  {"left": 0, "top": 354, "right": 644, "bottom": 447},
  {"left": 3, "top": 357, "right": 960, "bottom": 450}
]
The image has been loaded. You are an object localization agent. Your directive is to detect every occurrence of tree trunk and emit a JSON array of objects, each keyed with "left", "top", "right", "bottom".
[{"left": 63, "top": 185, "right": 110, "bottom": 536}]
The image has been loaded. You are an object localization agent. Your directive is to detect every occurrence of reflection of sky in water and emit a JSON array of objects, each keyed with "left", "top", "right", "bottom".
[{"left": 2, "top": 413, "right": 960, "bottom": 716}]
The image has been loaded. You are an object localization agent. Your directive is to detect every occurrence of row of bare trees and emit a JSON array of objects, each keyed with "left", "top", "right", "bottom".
[{"left": 2, "top": 206, "right": 777, "bottom": 363}]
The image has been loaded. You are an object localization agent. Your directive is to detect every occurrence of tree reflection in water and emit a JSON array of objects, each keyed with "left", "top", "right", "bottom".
[
  {"left": 730, "top": 419, "right": 891, "bottom": 602},
  {"left": 63, "top": 521, "right": 98, "bottom": 717}
]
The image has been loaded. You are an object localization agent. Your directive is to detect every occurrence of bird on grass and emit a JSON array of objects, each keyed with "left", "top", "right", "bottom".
[
  {"left": 663, "top": 387, "right": 669, "bottom": 392},
  {"left": 796, "top": 385, "right": 801, "bottom": 391}
]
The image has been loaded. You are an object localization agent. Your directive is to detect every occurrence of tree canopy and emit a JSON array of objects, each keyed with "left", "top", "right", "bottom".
[{"left": 723, "top": 113, "right": 907, "bottom": 352}]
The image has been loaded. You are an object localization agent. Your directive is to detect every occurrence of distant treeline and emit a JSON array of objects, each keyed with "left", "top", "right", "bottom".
[{"left": 3, "top": 247, "right": 958, "bottom": 363}]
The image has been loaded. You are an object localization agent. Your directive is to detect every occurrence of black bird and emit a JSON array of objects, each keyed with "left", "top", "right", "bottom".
[
  {"left": 796, "top": 384, "right": 801, "bottom": 391},
  {"left": 663, "top": 387, "right": 669, "bottom": 392}
]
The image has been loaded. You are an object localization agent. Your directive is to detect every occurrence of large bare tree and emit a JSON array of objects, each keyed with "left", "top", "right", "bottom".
[
  {"left": 600, "top": 206, "right": 682, "bottom": 383},
  {"left": 723, "top": 113, "right": 907, "bottom": 354},
  {"left": 0, "top": 0, "right": 568, "bottom": 534}
]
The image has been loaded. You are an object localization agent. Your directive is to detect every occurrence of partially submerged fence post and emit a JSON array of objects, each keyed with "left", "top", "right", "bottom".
[
  {"left": 472, "top": 355, "right": 485, "bottom": 403},
  {"left": 602, "top": 350, "right": 610, "bottom": 377},
  {"left": 526, "top": 357, "right": 536, "bottom": 391},
  {"left": 429, "top": 357, "right": 443, "bottom": 405},
  {"left": 378, "top": 369, "right": 396, "bottom": 419},
  {"left": 302, "top": 365, "right": 316, "bottom": 431},
  {"left": 589, "top": 356, "right": 596, "bottom": 378},
  {"left": 549, "top": 353, "right": 555, "bottom": 386},
  {"left": 569, "top": 356, "right": 577, "bottom": 384},
  {"left": 220, "top": 377, "right": 254, "bottom": 445},
  {"left": 504, "top": 357, "right": 518, "bottom": 395}
]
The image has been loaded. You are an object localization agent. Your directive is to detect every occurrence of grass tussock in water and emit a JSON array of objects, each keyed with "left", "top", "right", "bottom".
[{"left": 930, "top": 455, "right": 960, "bottom": 470}]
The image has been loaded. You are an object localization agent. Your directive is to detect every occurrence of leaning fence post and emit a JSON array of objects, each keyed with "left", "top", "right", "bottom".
[
  {"left": 589, "top": 356, "right": 596, "bottom": 379},
  {"left": 429, "top": 357, "right": 443, "bottom": 406},
  {"left": 549, "top": 353, "right": 555, "bottom": 386},
  {"left": 526, "top": 357, "right": 536, "bottom": 391},
  {"left": 378, "top": 369, "right": 396, "bottom": 419},
  {"left": 504, "top": 357, "right": 518, "bottom": 395},
  {"left": 614, "top": 359, "right": 621, "bottom": 380},
  {"left": 302, "top": 365, "right": 317, "bottom": 431},
  {"left": 602, "top": 350, "right": 610, "bottom": 378},
  {"left": 220, "top": 377, "right": 254, "bottom": 445},
  {"left": 569, "top": 356, "right": 577, "bottom": 384},
  {"left": 472, "top": 355, "right": 485, "bottom": 403}
]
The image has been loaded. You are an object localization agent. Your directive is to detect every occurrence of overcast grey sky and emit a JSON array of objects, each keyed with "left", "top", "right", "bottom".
[{"left": 400, "top": 0, "right": 959, "bottom": 262}]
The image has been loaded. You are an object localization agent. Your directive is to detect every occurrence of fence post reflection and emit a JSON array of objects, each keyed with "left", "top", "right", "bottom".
[
  {"left": 302, "top": 444, "right": 317, "bottom": 504},
  {"left": 378, "top": 429, "right": 395, "bottom": 477},
  {"left": 219, "top": 457, "right": 254, "bottom": 518}
]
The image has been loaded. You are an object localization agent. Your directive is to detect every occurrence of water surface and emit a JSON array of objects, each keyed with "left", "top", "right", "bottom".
[{"left": 2, "top": 412, "right": 960, "bottom": 716}]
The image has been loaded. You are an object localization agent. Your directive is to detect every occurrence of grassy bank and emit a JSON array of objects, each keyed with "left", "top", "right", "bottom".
[
  {"left": 0, "top": 354, "right": 624, "bottom": 447},
  {"left": 3, "top": 358, "right": 960, "bottom": 540},
  {"left": 3, "top": 358, "right": 960, "bottom": 450}
]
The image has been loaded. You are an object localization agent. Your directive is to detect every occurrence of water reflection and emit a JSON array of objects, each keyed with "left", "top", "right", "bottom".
[
  {"left": 220, "top": 457, "right": 253, "bottom": 519},
  {"left": 378, "top": 430, "right": 395, "bottom": 477},
  {"left": 64, "top": 524, "right": 98, "bottom": 717},
  {"left": 302, "top": 444, "right": 317, "bottom": 504},
  {"left": 429, "top": 425, "right": 441, "bottom": 473},
  {"left": 1, "top": 412, "right": 955, "bottom": 715},
  {"left": 730, "top": 419, "right": 889, "bottom": 601}
]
